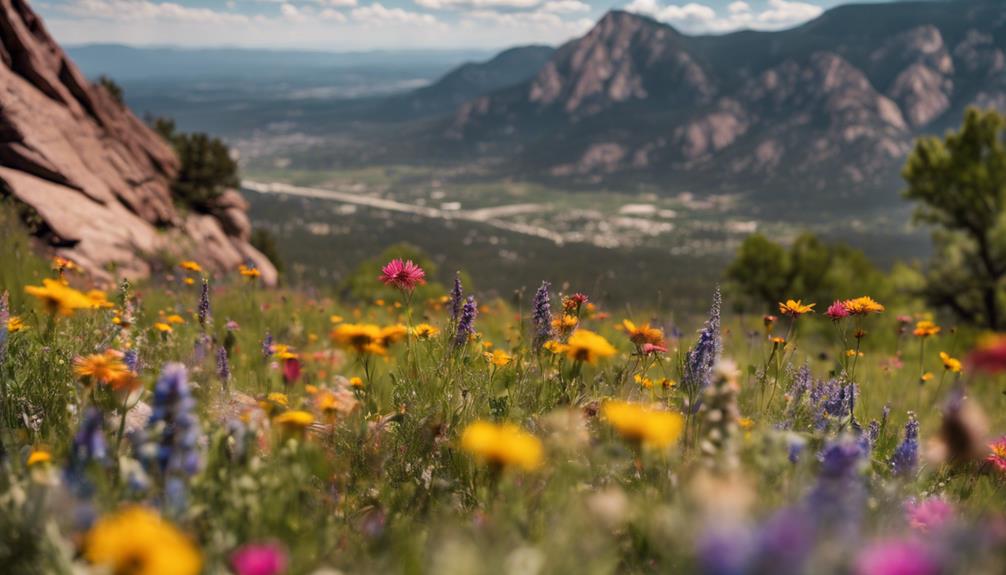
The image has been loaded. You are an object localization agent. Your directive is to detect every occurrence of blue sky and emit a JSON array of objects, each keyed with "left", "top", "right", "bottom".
[{"left": 35, "top": 0, "right": 897, "bottom": 50}]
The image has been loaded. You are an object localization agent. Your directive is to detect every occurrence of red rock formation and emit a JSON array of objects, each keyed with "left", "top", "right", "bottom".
[{"left": 0, "top": 0, "right": 276, "bottom": 285}]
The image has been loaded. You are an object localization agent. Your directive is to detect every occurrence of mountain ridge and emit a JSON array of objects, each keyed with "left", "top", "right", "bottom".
[{"left": 435, "top": 1, "right": 1006, "bottom": 208}]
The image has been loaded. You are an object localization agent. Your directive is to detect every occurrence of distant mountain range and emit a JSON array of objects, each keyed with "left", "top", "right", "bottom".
[{"left": 397, "top": 0, "right": 1006, "bottom": 210}]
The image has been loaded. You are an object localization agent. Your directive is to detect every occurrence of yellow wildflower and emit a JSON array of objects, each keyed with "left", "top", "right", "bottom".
[
  {"left": 413, "top": 323, "right": 440, "bottom": 339},
  {"left": 7, "top": 316, "right": 27, "bottom": 333},
  {"left": 565, "top": 330, "right": 617, "bottom": 363},
  {"left": 378, "top": 324, "right": 408, "bottom": 347},
  {"left": 179, "top": 260, "right": 203, "bottom": 273},
  {"left": 165, "top": 314, "right": 185, "bottom": 325},
  {"left": 238, "top": 264, "right": 261, "bottom": 279},
  {"left": 843, "top": 296, "right": 885, "bottom": 315},
  {"left": 74, "top": 351, "right": 131, "bottom": 388},
  {"left": 273, "top": 410, "right": 315, "bottom": 432},
  {"left": 153, "top": 322, "right": 173, "bottom": 334},
  {"left": 484, "top": 349, "right": 513, "bottom": 367},
  {"left": 778, "top": 299, "right": 815, "bottom": 316},
  {"left": 461, "top": 421, "right": 543, "bottom": 471},
  {"left": 331, "top": 323, "right": 384, "bottom": 354},
  {"left": 622, "top": 319, "right": 664, "bottom": 346},
  {"left": 940, "top": 352, "right": 962, "bottom": 373},
  {"left": 913, "top": 320, "right": 941, "bottom": 338},
  {"left": 85, "top": 506, "right": 201, "bottom": 575},
  {"left": 27, "top": 449, "right": 52, "bottom": 466},
  {"left": 602, "top": 400, "right": 684, "bottom": 449},
  {"left": 24, "top": 279, "right": 92, "bottom": 316}
]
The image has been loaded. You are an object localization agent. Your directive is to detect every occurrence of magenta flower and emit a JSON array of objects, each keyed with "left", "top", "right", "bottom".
[
  {"left": 856, "top": 539, "right": 939, "bottom": 575},
  {"left": 379, "top": 259, "right": 426, "bottom": 291},
  {"left": 905, "top": 498, "right": 954, "bottom": 533},
  {"left": 825, "top": 300, "right": 849, "bottom": 320},
  {"left": 282, "top": 357, "right": 302, "bottom": 385},
  {"left": 231, "top": 542, "right": 288, "bottom": 575}
]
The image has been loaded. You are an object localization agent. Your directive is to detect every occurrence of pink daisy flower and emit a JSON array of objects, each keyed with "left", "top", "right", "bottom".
[
  {"left": 379, "top": 259, "right": 426, "bottom": 291},
  {"left": 825, "top": 300, "right": 849, "bottom": 320},
  {"left": 231, "top": 542, "right": 288, "bottom": 575},
  {"left": 987, "top": 435, "right": 1006, "bottom": 473}
]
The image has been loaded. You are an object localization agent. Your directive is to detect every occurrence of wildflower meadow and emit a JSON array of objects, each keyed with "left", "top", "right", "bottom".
[{"left": 3, "top": 205, "right": 1006, "bottom": 575}]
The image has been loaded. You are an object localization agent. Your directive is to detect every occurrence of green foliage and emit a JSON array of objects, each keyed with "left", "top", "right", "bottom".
[
  {"left": 904, "top": 107, "right": 1006, "bottom": 329},
  {"left": 251, "top": 228, "right": 284, "bottom": 276},
  {"left": 151, "top": 117, "right": 240, "bottom": 212},
  {"left": 725, "top": 232, "right": 889, "bottom": 313},
  {"left": 97, "top": 75, "right": 123, "bottom": 105}
]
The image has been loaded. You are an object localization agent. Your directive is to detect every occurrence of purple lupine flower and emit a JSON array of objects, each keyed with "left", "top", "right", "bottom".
[
  {"left": 806, "top": 437, "right": 866, "bottom": 537},
  {"left": 787, "top": 434, "right": 806, "bottom": 463},
  {"left": 531, "top": 281, "right": 553, "bottom": 349},
  {"left": 217, "top": 346, "right": 231, "bottom": 386},
  {"left": 124, "top": 348, "right": 140, "bottom": 374},
  {"left": 683, "top": 288, "right": 721, "bottom": 401},
  {"left": 449, "top": 273, "right": 463, "bottom": 325},
  {"left": 697, "top": 525, "right": 754, "bottom": 575},
  {"left": 865, "top": 419, "right": 881, "bottom": 450},
  {"left": 890, "top": 412, "right": 919, "bottom": 477},
  {"left": 198, "top": 277, "right": 211, "bottom": 329},
  {"left": 453, "top": 296, "right": 477, "bottom": 348},
  {"left": 751, "top": 509, "right": 813, "bottom": 575},
  {"left": 193, "top": 334, "right": 211, "bottom": 365},
  {"left": 146, "top": 363, "right": 203, "bottom": 510},
  {"left": 65, "top": 407, "right": 107, "bottom": 496},
  {"left": 262, "top": 331, "right": 274, "bottom": 359},
  {"left": 784, "top": 363, "right": 812, "bottom": 427}
]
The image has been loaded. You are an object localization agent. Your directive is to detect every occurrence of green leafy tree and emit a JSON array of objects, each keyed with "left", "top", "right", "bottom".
[
  {"left": 251, "top": 228, "right": 284, "bottom": 276},
  {"left": 726, "top": 232, "right": 888, "bottom": 313},
  {"left": 149, "top": 116, "right": 239, "bottom": 211},
  {"left": 903, "top": 108, "right": 1006, "bottom": 329}
]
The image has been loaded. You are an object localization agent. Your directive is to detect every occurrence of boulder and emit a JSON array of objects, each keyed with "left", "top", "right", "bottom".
[{"left": 0, "top": 0, "right": 276, "bottom": 286}]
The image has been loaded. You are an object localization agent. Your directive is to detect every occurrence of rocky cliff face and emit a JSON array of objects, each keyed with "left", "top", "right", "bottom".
[
  {"left": 445, "top": 2, "right": 1006, "bottom": 207},
  {"left": 0, "top": 0, "right": 276, "bottom": 285}
]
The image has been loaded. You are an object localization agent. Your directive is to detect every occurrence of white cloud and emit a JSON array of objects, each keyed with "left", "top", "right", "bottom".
[
  {"left": 319, "top": 8, "right": 348, "bottom": 20},
  {"left": 63, "top": 0, "right": 250, "bottom": 23},
  {"left": 351, "top": 2, "right": 438, "bottom": 24},
  {"left": 280, "top": 3, "right": 307, "bottom": 21},
  {"left": 757, "top": 0, "right": 822, "bottom": 27},
  {"left": 539, "top": 0, "right": 590, "bottom": 14},
  {"left": 317, "top": 0, "right": 358, "bottom": 6},
  {"left": 727, "top": 1, "right": 750, "bottom": 14},
  {"left": 624, "top": 0, "right": 822, "bottom": 33},
  {"left": 415, "top": 0, "right": 542, "bottom": 10}
]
